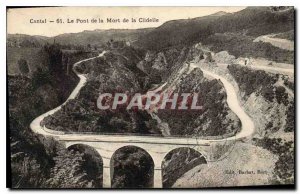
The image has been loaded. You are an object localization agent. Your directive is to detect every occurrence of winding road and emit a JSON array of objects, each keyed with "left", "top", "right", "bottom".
[
  {"left": 190, "top": 63, "right": 255, "bottom": 140},
  {"left": 30, "top": 51, "right": 106, "bottom": 136},
  {"left": 30, "top": 52, "right": 255, "bottom": 144},
  {"left": 218, "top": 61, "right": 294, "bottom": 75},
  {"left": 254, "top": 34, "right": 294, "bottom": 51}
]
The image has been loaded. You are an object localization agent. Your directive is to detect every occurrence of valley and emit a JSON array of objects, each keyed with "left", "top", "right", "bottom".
[{"left": 7, "top": 6, "right": 294, "bottom": 188}]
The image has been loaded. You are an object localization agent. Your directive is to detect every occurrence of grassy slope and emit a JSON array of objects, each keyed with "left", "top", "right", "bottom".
[
  {"left": 136, "top": 7, "right": 294, "bottom": 50},
  {"left": 7, "top": 47, "right": 48, "bottom": 75},
  {"left": 173, "top": 142, "right": 277, "bottom": 188},
  {"left": 273, "top": 30, "right": 294, "bottom": 41}
]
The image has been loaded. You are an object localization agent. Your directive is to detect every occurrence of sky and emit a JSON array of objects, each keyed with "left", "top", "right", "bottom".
[{"left": 7, "top": 7, "right": 246, "bottom": 37}]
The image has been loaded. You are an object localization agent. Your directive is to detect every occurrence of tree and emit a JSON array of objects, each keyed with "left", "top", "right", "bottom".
[
  {"left": 18, "top": 58, "right": 29, "bottom": 76},
  {"left": 87, "top": 44, "right": 91, "bottom": 50},
  {"left": 45, "top": 149, "right": 91, "bottom": 188},
  {"left": 204, "top": 52, "right": 213, "bottom": 62},
  {"left": 112, "top": 147, "right": 154, "bottom": 188},
  {"left": 43, "top": 44, "right": 63, "bottom": 76}
]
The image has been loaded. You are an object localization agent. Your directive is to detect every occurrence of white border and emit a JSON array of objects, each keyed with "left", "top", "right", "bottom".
[{"left": 1, "top": 0, "right": 299, "bottom": 193}]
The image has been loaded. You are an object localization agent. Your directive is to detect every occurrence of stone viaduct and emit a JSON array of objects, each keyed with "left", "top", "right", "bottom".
[{"left": 56, "top": 133, "right": 236, "bottom": 188}]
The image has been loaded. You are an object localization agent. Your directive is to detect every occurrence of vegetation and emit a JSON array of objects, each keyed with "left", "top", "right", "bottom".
[
  {"left": 8, "top": 44, "right": 102, "bottom": 188},
  {"left": 229, "top": 59, "right": 294, "bottom": 184},
  {"left": 203, "top": 33, "right": 294, "bottom": 64},
  {"left": 275, "top": 86, "right": 289, "bottom": 106},
  {"left": 7, "top": 34, "right": 48, "bottom": 48},
  {"left": 17, "top": 58, "right": 29, "bottom": 76},
  {"left": 254, "top": 137, "right": 294, "bottom": 184},
  {"left": 158, "top": 68, "right": 241, "bottom": 137},
  {"left": 273, "top": 30, "right": 294, "bottom": 41},
  {"left": 285, "top": 102, "right": 294, "bottom": 132},
  {"left": 7, "top": 47, "right": 48, "bottom": 75},
  {"left": 228, "top": 64, "right": 279, "bottom": 100},
  {"left": 111, "top": 146, "right": 154, "bottom": 188},
  {"left": 43, "top": 47, "right": 161, "bottom": 135},
  {"left": 136, "top": 7, "right": 294, "bottom": 51},
  {"left": 45, "top": 148, "right": 102, "bottom": 188},
  {"left": 283, "top": 76, "right": 294, "bottom": 92},
  {"left": 7, "top": 28, "right": 152, "bottom": 49},
  {"left": 228, "top": 64, "right": 294, "bottom": 135},
  {"left": 162, "top": 148, "right": 206, "bottom": 188}
]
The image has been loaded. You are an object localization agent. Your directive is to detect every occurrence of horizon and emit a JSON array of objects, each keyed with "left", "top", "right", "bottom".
[
  {"left": 7, "top": 7, "right": 246, "bottom": 37},
  {"left": 8, "top": 27, "right": 157, "bottom": 38}
]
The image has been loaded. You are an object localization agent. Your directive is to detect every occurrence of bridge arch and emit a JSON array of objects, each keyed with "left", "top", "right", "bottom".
[
  {"left": 110, "top": 145, "right": 155, "bottom": 188},
  {"left": 161, "top": 147, "right": 207, "bottom": 188},
  {"left": 67, "top": 143, "right": 103, "bottom": 188}
]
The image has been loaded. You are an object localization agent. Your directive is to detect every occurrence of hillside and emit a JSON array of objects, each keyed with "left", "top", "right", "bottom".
[
  {"left": 8, "top": 44, "right": 105, "bottom": 188},
  {"left": 51, "top": 28, "right": 153, "bottom": 46},
  {"left": 42, "top": 46, "right": 162, "bottom": 135},
  {"left": 7, "top": 34, "right": 49, "bottom": 48},
  {"left": 7, "top": 28, "right": 153, "bottom": 48},
  {"left": 135, "top": 7, "right": 294, "bottom": 51}
]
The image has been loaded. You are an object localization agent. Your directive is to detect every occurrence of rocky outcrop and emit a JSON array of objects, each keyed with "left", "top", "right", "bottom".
[
  {"left": 214, "top": 51, "right": 236, "bottom": 64},
  {"left": 43, "top": 48, "right": 162, "bottom": 135},
  {"left": 152, "top": 52, "right": 167, "bottom": 71},
  {"left": 157, "top": 65, "right": 241, "bottom": 137}
]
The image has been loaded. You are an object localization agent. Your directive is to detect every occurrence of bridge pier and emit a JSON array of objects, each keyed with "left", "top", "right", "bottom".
[
  {"left": 103, "top": 166, "right": 111, "bottom": 188},
  {"left": 153, "top": 168, "right": 162, "bottom": 188},
  {"left": 151, "top": 154, "right": 164, "bottom": 188},
  {"left": 97, "top": 150, "right": 113, "bottom": 188}
]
